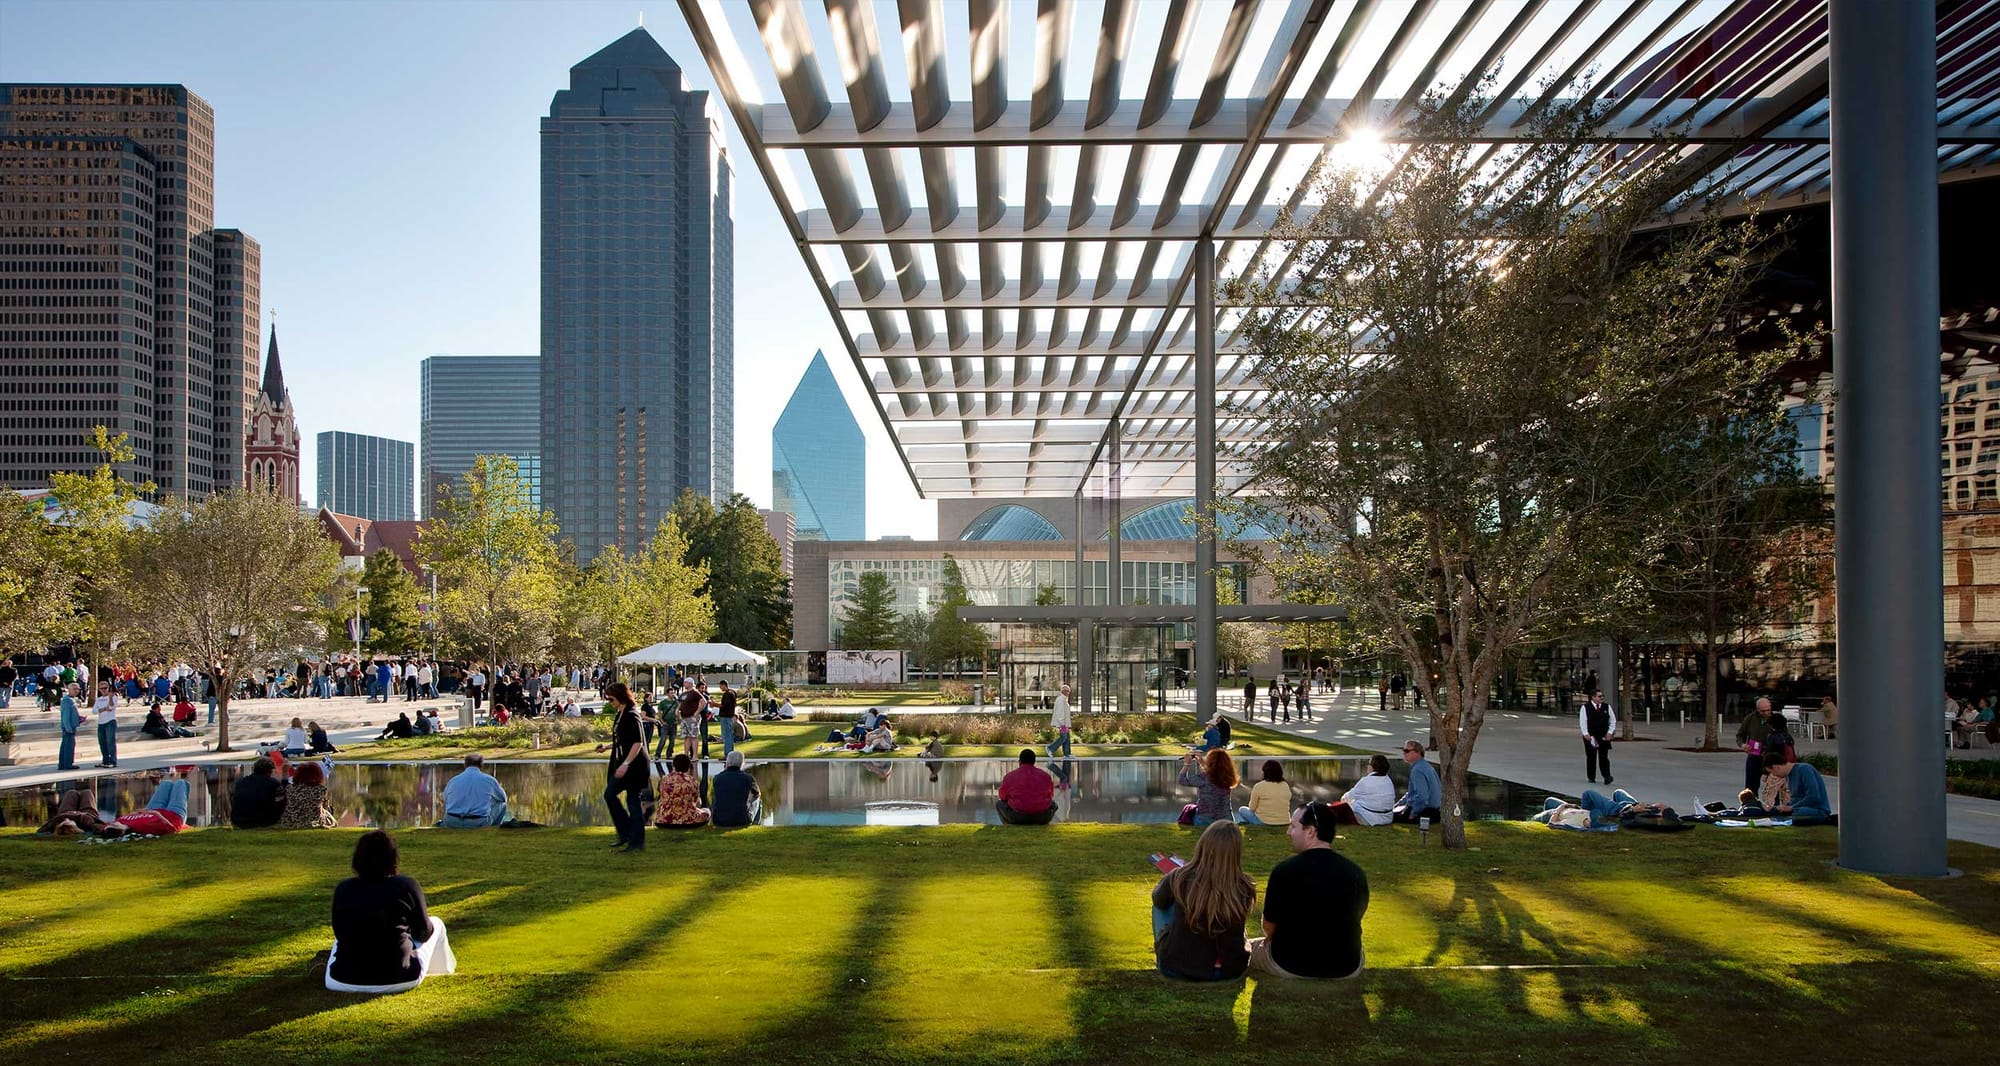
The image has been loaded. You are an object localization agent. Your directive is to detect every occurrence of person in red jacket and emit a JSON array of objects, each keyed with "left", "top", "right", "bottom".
[{"left": 997, "top": 749, "right": 1057, "bottom": 825}]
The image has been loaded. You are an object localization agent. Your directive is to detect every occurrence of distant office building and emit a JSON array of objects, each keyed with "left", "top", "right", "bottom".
[
  {"left": 246, "top": 327, "right": 298, "bottom": 502},
  {"left": 0, "top": 84, "right": 231, "bottom": 495},
  {"left": 210, "top": 230, "right": 261, "bottom": 490},
  {"left": 420, "top": 355, "right": 540, "bottom": 517},
  {"left": 759, "top": 508, "right": 795, "bottom": 577},
  {"left": 541, "top": 28, "right": 733, "bottom": 560},
  {"left": 317, "top": 430, "right": 414, "bottom": 521},
  {"left": 772, "top": 351, "right": 864, "bottom": 541}
]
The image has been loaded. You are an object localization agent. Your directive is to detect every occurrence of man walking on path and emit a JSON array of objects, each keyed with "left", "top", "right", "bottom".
[
  {"left": 1047, "top": 683, "right": 1073, "bottom": 759},
  {"left": 1580, "top": 689, "right": 1616, "bottom": 785},
  {"left": 1243, "top": 677, "right": 1258, "bottom": 720}
]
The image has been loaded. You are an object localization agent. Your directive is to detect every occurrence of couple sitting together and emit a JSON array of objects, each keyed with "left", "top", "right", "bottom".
[{"left": 1151, "top": 803, "right": 1368, "bottom": 982}]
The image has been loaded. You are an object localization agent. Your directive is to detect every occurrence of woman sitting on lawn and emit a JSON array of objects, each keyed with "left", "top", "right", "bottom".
[
  {"left": 327, "top": 829, "right": 456, "bottom": 994},
  {"left": 1329, "top": 755, "right": 1396, "bottom": 827},
  {"left": 859, "top": 722, "right": 896, "bottom": 753},
  {"left": 278, "top": 760, "right": 338, "bottom": 829},
  {"left": 1150, "top": 820, "right": 1255, "bottom": 980},
  {"left": 1236, "top": 760, "right": 1293, "bottom": 827},
  {"left": 307, "top": 720, "right": 339, "bottom": 754},
  {"left": 1178, "top": 748, "right": 1240, "bottom": 827},
  {"left": 653, "top": 753, "right": 710, "bottom": 828}
]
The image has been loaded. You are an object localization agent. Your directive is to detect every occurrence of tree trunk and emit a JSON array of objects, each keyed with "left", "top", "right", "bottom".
[
  {"left": 1617, "top": 638, "right": 1637, "bottom": 740},
  {"left": 1701, "top": 616, "right": 1721, "bottom": 750},
  {"left": 215, "top": 676, "right": 235, "bottom": 753}
]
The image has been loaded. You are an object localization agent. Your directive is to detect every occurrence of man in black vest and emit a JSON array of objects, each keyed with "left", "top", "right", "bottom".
[{"left": 1579, "top": 689, "right": 1617, "bottom": 785}]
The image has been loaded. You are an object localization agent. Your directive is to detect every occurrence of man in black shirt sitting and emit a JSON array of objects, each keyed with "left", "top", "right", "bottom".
[
  {"left": 230, "top": 756, "right": 287, "bottom": 829},
  {"left": 710, "top": 750, "right": 762, "bottom": 827},
  {"left": 1247, "top": 800, "right": 1369, "bottom": 980}
]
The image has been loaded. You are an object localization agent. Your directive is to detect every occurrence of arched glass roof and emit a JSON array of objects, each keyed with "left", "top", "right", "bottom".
[
  {"left": 961, "top": 503, "right": 1062, "bottom": 542},
  {"left": 1109, "top": 499, "right": 1278, "bottom": 542}
]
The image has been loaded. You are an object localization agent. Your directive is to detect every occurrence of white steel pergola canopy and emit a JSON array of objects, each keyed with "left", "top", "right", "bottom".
[{"left": 679, "top": 0, "right": 2000, "bottom": 501}]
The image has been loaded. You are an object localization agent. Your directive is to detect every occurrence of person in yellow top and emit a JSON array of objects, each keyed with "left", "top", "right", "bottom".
[{"left": 1235, "top": 760, "right": 1294, "bottom": 827}]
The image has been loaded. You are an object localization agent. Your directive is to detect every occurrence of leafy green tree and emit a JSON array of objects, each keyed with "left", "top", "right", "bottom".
[
  {"left": 359, "top": 549, "right": 423, "bottom": 654},
  {"left": 116, "top": 489, "right": 341, "bottom": 752},
  {"left": 418, "top": 455, "right": 563, "bottom": 666},
  {"left": 605, "top": 515, "right": 715, "bottom": 652},
  {"left": 46, "top": 428, "right": 151, "bottom": 665},
  {"left": 894, "top": 607, "right": 935, "bottom": 674},
  {"left": 549, "top": 553, "right": 619, "bottom": 666},
  {"left": 838, "top": 569, "right": 900, "bottom": 649},
  {"left": 928, "top": 555, "right": 989, "bottom": 677},
  {"left": 0, "top": 492, "right": 75, "bottom": 656},
  {"left": 1214, "top": 574, "right": 1278, "bottom": 676},
  {"left": 669, "top": 490, "right": 792, "bottom": 648},
  {"left": 1229, "top": 89, "right": 1802, "bottom": 848}
]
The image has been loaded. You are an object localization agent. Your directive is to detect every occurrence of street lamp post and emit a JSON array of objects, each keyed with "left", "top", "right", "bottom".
[{"left": 353, "top": 585, "right": 371, "bottom": 668}]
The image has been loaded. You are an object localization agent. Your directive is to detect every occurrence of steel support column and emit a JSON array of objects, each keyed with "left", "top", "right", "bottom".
[
  {"left": 1108, "top": 422, "right": 1122, "bottom": 608},
  {"left": 1830, "top": 0, "right": 1946, "bottom": 877},
  {"left": 1194, "top": 236, "right": 1218, "bottom": 720},
  {"left": 1075, "top": 491, "right": 1093, "bottom": 715}
]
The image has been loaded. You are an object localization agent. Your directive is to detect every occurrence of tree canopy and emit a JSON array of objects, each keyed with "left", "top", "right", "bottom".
[
  {"left": 1229, "top": 89, "right": 1810, "bottom": 848},
  {"left": 670, "top": 490, "right": 792, "bottom": 648},
  {"left": 418, "top": 454, "right": 564, "bottom": 665},
  {"left": 838, "top": 569, "right": 900, "bottom": 649}
]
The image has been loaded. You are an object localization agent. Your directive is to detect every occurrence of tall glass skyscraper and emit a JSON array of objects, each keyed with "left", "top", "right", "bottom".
[
  {"left": 419, "top": 355, "right": 540, "bottom": 518},
  {"left": 317, "top": 430, "right": 414, "bottom": 521},
  {"left": 541, "top": 28, "right": 733, "bottom": 561},
  {"left": 773, "top": 351, "right": 864, "bottom": 542}
]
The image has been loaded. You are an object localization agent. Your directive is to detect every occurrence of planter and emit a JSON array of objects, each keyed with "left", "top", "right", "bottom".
[{"left": 0, "top": 739, "right": 18, "bottom": 766}]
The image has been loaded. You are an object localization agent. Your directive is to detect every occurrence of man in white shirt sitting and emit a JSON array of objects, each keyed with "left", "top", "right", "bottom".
[{"left": 440, "top": 754, "right": 509, "bottom": 828}]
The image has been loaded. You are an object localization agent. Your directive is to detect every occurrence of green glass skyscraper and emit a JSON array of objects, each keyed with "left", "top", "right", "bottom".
[
  {"left": 773, "top": 351, "right": 864, "bottom": 542},
  {"left": 541, "top": 28, "right": 733, "bottom": 561}
]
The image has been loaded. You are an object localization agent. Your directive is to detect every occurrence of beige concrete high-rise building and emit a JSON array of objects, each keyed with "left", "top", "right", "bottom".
[{"left": 0, "top": 83, "right": 242, "bottom": 494}]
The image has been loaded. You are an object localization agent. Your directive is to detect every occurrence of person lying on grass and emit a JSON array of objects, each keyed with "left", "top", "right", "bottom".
[
  {"left": 1532, "top": 789, "right": 1668, "bottom": 829},
  {"left": 327, "top": 829, "right": 456, "bottom": 994},
  {"left": 1151, "top": 820, "right": 1255, "bottom": 981}
]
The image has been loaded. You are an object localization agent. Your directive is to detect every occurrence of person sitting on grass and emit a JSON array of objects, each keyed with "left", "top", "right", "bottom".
[
  {"left": 1236, "top": 759, "right": 1292, "bottom": 827},
  {"left": 327, "top": 829, "right": 457, "bottom": 994},
  {"left": 921, "top": 732, "right": 946, "bottom": 781},
  {"left": 377, "top": 713, "right": 414, "bottom": 741},
  {"left": 440, "top": 754, "right": 509, "bottom": 829},
  {"left": 1198, "top": 713, "right": 1231, "bottom": 753},
  {"left": 1179, "top": 748, "right": 1240, "bottom": 828},
  {"left": 710, "top": 750, "right": 761, "bottom": 828},
  {"left": 1330, "top": 755, "right": 1397, "bottom": 827},
  {"left": 279, "top": 760, "right": 338, "bottom": 829},
  {"left": 285, "top": 716, "right": 310, "bottom": 754},
  {"left": 1390, "top": 740, "right": 1442, "bottom": 825},
  {"left": 230, "top": 756, "right": 287, "bottom": 829},
  {"left": 653, "top": 753, "right": 710, "bottom": 828},
  {"left": 1151, "top": 820, "right": 1255, "bottom": 981},
  {"left": 859, "top": 722, "right": 896, "bottom": 753},
  {"left": 172, "top": 696, "right": 198, "bottom": 728},
  {"left": 1761, "top": 749, "right": 1835, "bottom": 826},
  {"left": 1246, "top": 801, "right": 1368, "bottom": 981},
  {"left": 997, "top": 749, "right": 1057, "bottom": 825},
  {"left": 307, "top": 720, "right": 339, "bottom": 754}
]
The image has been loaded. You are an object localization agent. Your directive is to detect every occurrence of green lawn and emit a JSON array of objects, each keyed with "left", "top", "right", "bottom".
[
  {"left": 330, "top": 720, "right": 1359, "bottom": 762},
  {"left": 3, "top": 823, "right": 1997, "bottom": 1063}
]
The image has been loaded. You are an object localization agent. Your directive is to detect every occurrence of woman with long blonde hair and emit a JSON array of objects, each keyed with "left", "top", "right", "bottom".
[{"left": 1150, "top": 820, "right": 1256, "bottom": 980}]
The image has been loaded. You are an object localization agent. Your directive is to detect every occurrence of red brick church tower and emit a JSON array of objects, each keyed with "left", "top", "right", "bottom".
[{"left": 246, "top": 325, "right": 300, "bottom": 501}]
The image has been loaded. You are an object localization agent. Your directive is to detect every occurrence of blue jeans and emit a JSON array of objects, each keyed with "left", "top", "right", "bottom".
[
  {"left": 721, "top": 719, "right": 735, "bottom": 758},
  {"left": 1046, "top": 728, "right": 1072, "bottom": 759},
  {"left": 1234, "top": 807, "right": 1268, "bottom": 826},
  {"left": 206, "top": 696, "right": 216, "bottom": 724},
  {"left": 96, "top": 721, "right": 118, "bottom": 766},
  {"left": 1191, "top": 814, "right": 1215, "bottom": 828},
  {"left": 59, "top": 731, "right": 77, "bottom": 770},
  {"left": 1546, "top": 788, "right": 1636, "bottom": 827}
]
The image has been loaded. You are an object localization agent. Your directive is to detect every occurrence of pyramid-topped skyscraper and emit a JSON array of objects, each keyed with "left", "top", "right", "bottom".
[
  {"left": 773, "top": 351, "right": 864, "bottom": 542},
  {"left": 541, "top": 27, "right": 733, "bottom": 561}
]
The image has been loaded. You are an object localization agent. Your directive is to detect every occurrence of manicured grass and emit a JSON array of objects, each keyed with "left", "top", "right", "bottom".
[
  {"left": 331, "top": 719, "right": 1361, "bottom": 763},
  {"left": 3, "top": 823, "right": 1997, "bottom": 1063}
]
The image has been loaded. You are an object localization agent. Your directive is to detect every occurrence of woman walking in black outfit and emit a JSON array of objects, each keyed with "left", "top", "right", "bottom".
[{"left": 602, "top": 682, "right": 651, "bottom": 851}]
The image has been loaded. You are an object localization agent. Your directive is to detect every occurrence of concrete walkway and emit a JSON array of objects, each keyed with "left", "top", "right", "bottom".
[{"left": 1189, "top": 688, "right": 2000, "bottom": 849}]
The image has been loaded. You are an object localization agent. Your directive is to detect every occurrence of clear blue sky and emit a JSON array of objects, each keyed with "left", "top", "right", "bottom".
[{"left": 0, "top": 0, "right": 934, "bottom": 538}]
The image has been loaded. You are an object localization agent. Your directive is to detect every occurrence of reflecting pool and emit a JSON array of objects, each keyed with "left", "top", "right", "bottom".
[{"left": 0, "top": 756, "right": 1550, "bottom": 830}]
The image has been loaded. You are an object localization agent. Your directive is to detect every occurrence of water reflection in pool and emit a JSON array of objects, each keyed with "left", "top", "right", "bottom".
[{"left": 0, "top": 756, "right": 1552, "bottom": 830}]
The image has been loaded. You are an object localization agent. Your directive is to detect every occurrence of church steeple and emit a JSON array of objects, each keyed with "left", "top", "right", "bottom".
[{"left": 259, "top": 325, "right": 288, "bottom": 406}]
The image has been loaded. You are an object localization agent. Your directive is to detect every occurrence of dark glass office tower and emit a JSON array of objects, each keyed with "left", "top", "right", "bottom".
[
  {"left": 541, "top": 28, "right": 733, "bottom": 561},
  {"left": 420, "top": 355, "right": 541, "bottom": 518},
  {"left": 317, "top": 430, "right": 415, "bottom": 521},
  {"left": 773, "top": 351, "right": 864, "bottom": 541}
]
